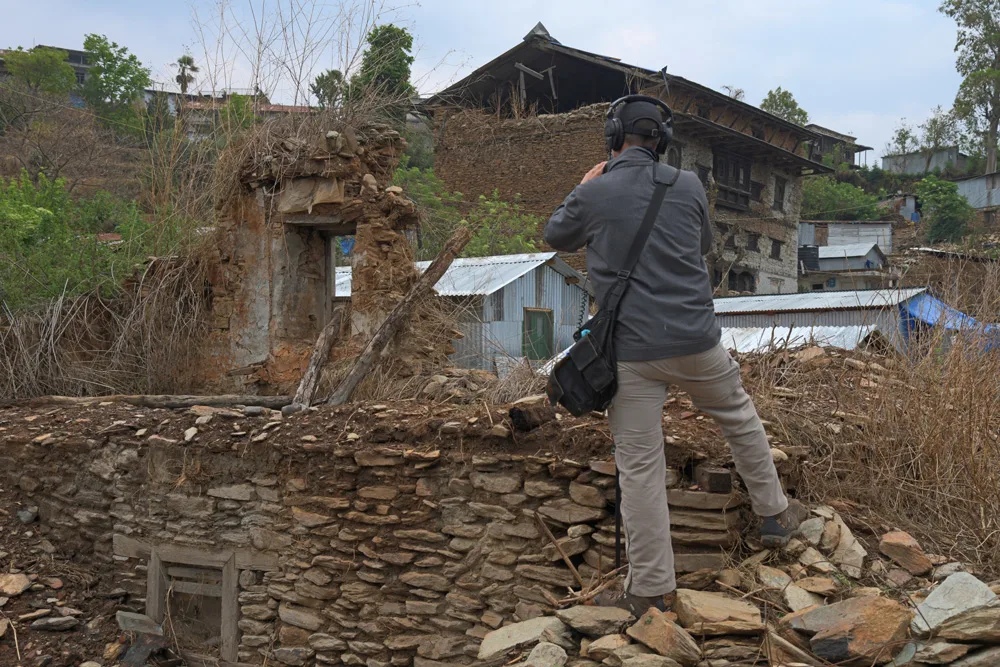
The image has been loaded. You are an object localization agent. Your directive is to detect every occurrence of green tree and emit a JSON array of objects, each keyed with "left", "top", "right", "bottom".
[
  {"left": 916, "top": 174, "right": 975, "bottom": 242},
  {"left": 174, "top": 54, "right": 199, "bottom": 95},
  {"left": 802, "top": 176, "right": 884, "bottom": 220},
  {"left": 350, "top": 24, "right": 415, "bottom": 98},
  {"left": 2, "top": 46, "right": 76, "bottom": 94},
  {"left": 311, "top": 69, "right": 344, "bottom": 109},
  {"left": 82, "top": 34, "right": 151, "bottom": 113},
  {"left": 919, "top": 106, "right": 961, "bottom": 171},
  {"left": 940, "top": 0, "right": 1000, "bottom": 173},
  {"left": 760, "top": 87, "right": 809, "bottom": 125},
  {"left": 220, "top": 93, "right": 256, "bottom": 133},
  {"left": 886, "top": 118, "right": 919, "bottom": 158}
]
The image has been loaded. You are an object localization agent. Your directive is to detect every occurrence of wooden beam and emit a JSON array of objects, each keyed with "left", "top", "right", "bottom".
[
  {"left": 166, "top": 566, "right": 222, "bottom": 582},
  {"left": 220, "top": 555, "right": 239, "bottom": 663},
  {"left": 113, "top": 536, "right": 280, "bottom": 572},
  {"left": 146, "top": 550, "right": 166, "bottom": 624},
  {"left": 291, "top": 308, "right": 345, "bottom": 410},
  {"left": 170, "top": 580, "right": 223, "bottom": 597}
]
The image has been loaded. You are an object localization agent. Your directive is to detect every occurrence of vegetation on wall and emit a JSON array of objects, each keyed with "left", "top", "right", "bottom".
[
  {"left": 760, "top": 87, "right": 809, "bottom": 126},
  {"left": 801, "top": 176, "right": 885, "bottom": 220},
  {"left": 915, "top": 175, "right": 975, "bottom": 243}
]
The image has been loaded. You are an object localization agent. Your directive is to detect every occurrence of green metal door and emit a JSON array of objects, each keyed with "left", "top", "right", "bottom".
[{"left": 523, "top": 309, "right": 554, "bottom": 361}]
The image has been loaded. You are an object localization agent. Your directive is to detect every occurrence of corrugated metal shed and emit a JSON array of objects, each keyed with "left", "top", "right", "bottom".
[
  {"left": 334, "top": 252, "right": 591, "bottom": 298},
  {"left": 720, "top": 325, "right": 875, "bottom": 353},
  {"left": 817, "top": 243, "right": 879, "bottom": 259},
  {"left": 714, "top": 288, "right": 925, "bottom": 315}
]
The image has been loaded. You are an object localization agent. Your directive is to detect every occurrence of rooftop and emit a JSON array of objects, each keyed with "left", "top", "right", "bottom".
[
  {"left": 713, "top": 288, "right": 926, "bottom": 315},
  {"left": 335, "top": 252, "right": 592, "bottom": 298},
  {"left": 817, "top": 243, "right": 883, "bottom": 259}
]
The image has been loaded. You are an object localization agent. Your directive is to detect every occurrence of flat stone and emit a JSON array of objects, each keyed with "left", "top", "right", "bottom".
[
  {"left": 880, "top": 530, "right": 933, "bottom": 576},
  {"left": 590, "top": 460, "right": 616, "bottom": 476},
  {"left": 797, "top": 576, "right": 839, "bottom": 597},
  {"left": 399, "top": 572, "right": 450, "bottom": 592},
  {"left": 358, "top": 486, "right": 399, "bottom": 500},
  {"left": 666, "top": 490, "right": 741, "bottom": 510},
  {"left": 668, "top": 509, "right": 740, "bottom": 532},
  {"left": 418, "top": 636, "right": 467, "bottom": 659},
  {"left": 0, "top": 574, "right": 32, "bottom": 597},
  {"left": 556, "top": 606, "right": 635, "bottom": 637},
  {"left": 30, "top": 616, "right": 80, "bottom": 631},
  {"left": 912, "top": 572, "right": 998, "bottom": 635},
  {"left": 936, "top": 605, "right": 1000, "bottom": 642},
  {"left": 914, "top": 641, "right": 975, "bottom": 664},
  {"left": 354, "top": 451, "right": 403, "bottom": 466},
  {"left": 468, "top": 502, "right": 515, "bottom": 521},
  {"left": 798, "top": 517, "right": 825, "bottom": 546},
  {"left": 116, "top": 611, "right": 163, "bottom": 636},
  {"left": 585, "top": 634, "right": 631, "bottom": 660},
  {"left": 523, "top": 642, "right": 568, "bottom": 667},
  {"left": 542, "top": 536, "right": 589, "bottom": 562},
  {"left": 782, "top": 596, "right": 912, "bottom": 665},
  {"left": 830, "top": 515, "right": 866, "bottom": 578},
  {"left": 757, "top": 565, "right": 791, "bottom": 590},
  {"left": 933, "top": 562, "right": 966, "bottom": 581},
  {"left": 471, "top": 472, "right": 522, "bottom": 494},
  {"left": 525, "top": 479, "right": 564, "bottom": 498},
  {"left": 16, "top": 507, "right": 38, "bottom": 524},
  {"left": 799, "top": 547, "right": 837, "bottom": 574},
  {"left": 569, "top": 482, "right": 607, "bottom": 508},
  {"left": 673, "top": 589, "right": 764, "bottom": 635},
  {"left": 784, "top": 585, "right": 825, "bottom": 612},
  {"left": 477, "top": 616, "right": 569, "bottom": 660},
  {"left": 621, "top": 656, "right": 683, "bottom": 667},
  {"left": 538, "top": 498, "right": 607, "bottom": 524},
  {"left": 951, "top": 647, "right": 1000, "bottom": 666},
  {"left": 273, "top": 647, "right": 316, "bottom": 666},
  {"left": 207, "top": 483, "right": 254, "bottom": 500},
  {"left": 515, "top": 565, "right": 577, "bottom": 588},
  {"left": 279, "top": 604, "right": 324, "bottom": 631},
  {"left": 292, "top": 506, "right": 334, "bottom": 527},
  {"left": 0, "top": 618, "right": 7, "bottom": 639},
  {"left": 626, "top": 608, "right": 700, "bottom": 665}
]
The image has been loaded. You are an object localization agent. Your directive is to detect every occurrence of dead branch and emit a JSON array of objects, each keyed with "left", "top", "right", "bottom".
[
  {"left": 533, "top": 511, "right": 585, "bottom": 590},
  {"left": 327, "top": 225, "right": 472, "bottom": 405},
  {"left": 7, "top": 394, "right": 292, "bottom": 410},
  {"left": 291, "top": 308, "right": 345, "bottom": 409}
]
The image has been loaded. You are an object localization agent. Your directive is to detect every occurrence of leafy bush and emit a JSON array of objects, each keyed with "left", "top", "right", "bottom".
[
  {"left": 0, "top": 172, "right": 193, "bottom": 310},
  {"left": 392, "top": 165, "right": 539, "bottom": 260},
  {"left": 915, "top": 175, "right": 975, "bottom": 243},
  {"left": 802, "top": 176, "right": 884, "bottom": 220}
]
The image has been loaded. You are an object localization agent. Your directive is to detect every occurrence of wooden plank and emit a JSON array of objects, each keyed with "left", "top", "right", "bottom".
[
  {"left": 166, "top": 566, "right": 223, "bottom": 582},
  {"left": 220, "top": 555, "right": 239, "bottom": 663},
  {"left": 170, "top": 580, "right": 223, "bottom": 597},
  {"left": 113, "top": 537, "right": 279, "bottom": 573},
  {"left": 146, "top": 550, "right": 166, "bottom": 623},
  {"left": 155, "top": 544, "right": 231, "bottom": 568},
  {"left": 114, "top": 534, "right": 150, "bottom": 560}
]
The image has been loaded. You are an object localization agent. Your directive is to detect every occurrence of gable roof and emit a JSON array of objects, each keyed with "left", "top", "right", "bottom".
[
  {"left": 335, "top": 252, "right": 592, "bottom": 298},
  {"left": 817, "top": 243, "right": 884, "bottom": 260},
  {"left": 714, "top": 288, "right": 926, "bottom": 316}
]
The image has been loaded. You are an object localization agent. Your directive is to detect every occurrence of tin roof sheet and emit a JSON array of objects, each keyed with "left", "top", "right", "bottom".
[
  {"left": 713, "top": 288, "right": 925, "bottom": 315},
  {"left": 818, "top": 243, "right": 881, "bottom": 259}
]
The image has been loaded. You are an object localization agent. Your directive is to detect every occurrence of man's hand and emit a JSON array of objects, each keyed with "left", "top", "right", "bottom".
[{"left": 581, "top": 161, "right": 607, "bottom": 185}]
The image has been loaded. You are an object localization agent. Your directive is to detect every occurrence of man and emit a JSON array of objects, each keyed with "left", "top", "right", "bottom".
[{"left": 544, "top": 99, "right": 797, "bottom": 615}]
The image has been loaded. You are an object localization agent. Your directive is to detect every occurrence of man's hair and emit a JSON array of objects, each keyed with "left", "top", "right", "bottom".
[{"left": 622, "top": 118, "right": 661, "bottom": 150}]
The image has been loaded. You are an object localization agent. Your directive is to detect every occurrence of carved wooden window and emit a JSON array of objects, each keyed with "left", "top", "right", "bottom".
[{"left": 713, "top": 150, "right": 753, "bottom": 211}]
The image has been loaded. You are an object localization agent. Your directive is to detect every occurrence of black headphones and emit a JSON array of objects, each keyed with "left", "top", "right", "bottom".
[{"left": 604, "top": 94, "right": 674, "bottom": 156}]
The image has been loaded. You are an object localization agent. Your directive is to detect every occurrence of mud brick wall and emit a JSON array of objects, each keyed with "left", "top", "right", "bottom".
[{"left": 6, "top": 407, "right": 747, "bottom": 667}]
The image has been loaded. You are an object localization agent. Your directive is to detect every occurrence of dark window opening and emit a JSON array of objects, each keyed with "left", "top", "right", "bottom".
[
  {"left": 812, "top": 283, "right": 824, "bottom": 291},
  {"left": 750, "top": 181, "right": 764, "bottom": 202},
  {"left": 697, "top": 166, "right": 711, "bottom": 186},
  {"left": 728, "top": 271, "right": 756, "bottom": 293},
  {"left": 712, "top": 270, "right": 723, "bottom": 287},
  {"left": 713, "top": 150, "right": 753, "bottom": 211},
  {"left": 771, "top": 239, "right": 783, "bottom": 260},
  {"left": 773, "top": 176, "right": 787, "bottom": 212},
  {"left": 666, "top": 145, "right": 682, "bottom": 169},
  {"left": 751, "top": 125, "right": 765, "bottom": 140},
  {"left": 747, "top": 233, "right": 760, "bottom": 252},
  {"left": 717, "top": 223, "right": 735, "bottom": 249},
  {"left": 75, "top": 71, "right": 86, "bottom": 85},
  {"left": 697, "top": 105, "right": 710, "bottom": 119}
]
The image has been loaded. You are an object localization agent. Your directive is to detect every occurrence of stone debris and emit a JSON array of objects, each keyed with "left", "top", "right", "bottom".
[
  {"left": 880, "top": 530, "right": 934, "bottom": 576},
  {"left": 626, "top": 608, "right": 701, "bottom": 666},
  {"left": 672, "top": 589, "right": 764, "bottom": 635},
  {"left": 912, "top": 572, "right": 999, "bottom": 635}
]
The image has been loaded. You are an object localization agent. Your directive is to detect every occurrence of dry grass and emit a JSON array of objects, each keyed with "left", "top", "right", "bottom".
[{"left": 741, "top": 265, "right": 1000, "bottom": 574}]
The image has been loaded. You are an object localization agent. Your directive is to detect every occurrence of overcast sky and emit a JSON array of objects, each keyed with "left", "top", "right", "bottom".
[{"left": 1, "top": 0, "right": 963, "bottom": 161}]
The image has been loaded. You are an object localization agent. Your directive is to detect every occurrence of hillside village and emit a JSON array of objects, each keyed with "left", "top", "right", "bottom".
[{"left": 4, "top": 3, "right": 1000, "bottom": 667}]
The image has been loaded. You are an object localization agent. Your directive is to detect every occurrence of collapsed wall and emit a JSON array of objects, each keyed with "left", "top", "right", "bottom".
[{"left": 5, "top": 400, "right": 751, "bottom": 666}]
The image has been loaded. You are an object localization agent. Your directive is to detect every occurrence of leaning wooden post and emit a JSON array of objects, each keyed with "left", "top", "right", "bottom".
[
  {"left": 290, "top": 309, "right": 345, "bottom": 410},
  {"left": 328, "top": 225, "right": 472, "bottom": 405}
]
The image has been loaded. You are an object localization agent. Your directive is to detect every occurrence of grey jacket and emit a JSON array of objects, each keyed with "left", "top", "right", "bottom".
[{"left": 544, "top": 147, "right": 721, "bottom": 361}]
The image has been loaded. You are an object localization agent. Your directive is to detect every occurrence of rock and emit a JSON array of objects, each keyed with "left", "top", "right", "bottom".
[
  {"left": 208, "top": 484, "right": 255, "bottom": 501},
  {"left": 675, "top": 568, "right": 719, "bottom": 590},
  {"left": 912, "top": 573, "right": 998, "bottom": 636},
  {"left": 556, "top": 606, "right": 635, "bottom": 637},
  {"left": 936, "top": 606, "right": 1000, "bottom": 642},
  {"left": 538, "top": 499, "right": 607, "bottom": 524},
  {"left": 820, "top": 519, "right": 840, "bottom": 552},
  {"left": 525, "top": 479, "right": 563, "bottom": 498},
  {"left": 796, "top": 576, "right": 838, "bottom": 597},
  {"left": 622, "top": 657, "right": 683, "bottom": 667},
  {"left": 516, "top": 565, "right": 578, "bottom": 588},
  {"left": 784, "top": 585, "right": 825, "bottom": 612},
  {"left": 542, "top": 536, "right": 589, "bottom": 561},
  {"left": 880, "top": 531, "right": 933, "bottom": 576},
  {"left": 0, "top": 573, "right": 32, "bottom": 597},
  {"left": 274, "top": 647, "right": 316, "bottom": 666},
  {"left": 673, "top": 589, "right": 763, "bottom": 635},
  {"left": 0, "top": 618, "right": 7, "bottom": 639},
  {"left": 31, "top": 616, "right": 80, "bottom": 631},
  {"left": 279, "top": 604, "right": 324, "bottom": 631},
  {"left": 116, "top": 611, "right": 163, "bottom": 635},
  {"left": 887, "top": 568, "right": 915, "bottom": 588},
  {"left": 715, "top": 569, "right": 742, "bottom": 589},
  {"left": 626, "top": 608, "right": 701, "bottom": 665},
  {"left": 830, "top": 515, "right": 866, "bottom": 578},
  {"left": 666, "top": 490, "right": 741, "bottom": 510},
  {"left": 80, "top": 663, "right": 102, "bottom": 667},
  {"left": 523, "top": 642, "right": 568, "bottom": 667},
  {"left": 798, "top": 547, "right": 837, "bottom": 574},
  {"left": 16, "top": 506, "right": 39, "bottom": 524},
  {"left": 933, "top": 562, "right": 966, "bottom": 581},
  {"left": 470, "top": 473, "right": 522, "bottom": 494},
  {"left": 477, "top": 616, "right": 569, "bottom": 660},
  {"left": 585, "top": 634, "right": 631, "bottom": 660},
  {"left": 782, "top": 596, "right": 912, "bottom": 665},
  {"left": 570, "top": 482, "right": 608, "bottom": 508},
  {"left": 798, "top": 517, "right": 825, "bottom": 546},
  {"left": 951, "top": 647, "right": 1000, "bottom": 666},
  {"left": 309, "top": 633, "right": 348, "bottom": 651},
  {"left": 757, "top": 565, "right": 791, "bottom": 590},
  {"left": 914, "top": 641, "right": 975, "bottom": 664},
  {"left": 400, "top": 572, "right": 450, "bottom": 592},
  {"left": 354, "top": 451, "right": 403, "bottom": 466}
]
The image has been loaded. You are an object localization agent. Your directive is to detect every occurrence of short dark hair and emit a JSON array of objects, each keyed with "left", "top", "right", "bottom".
[{"left": 623, "top": 118, "right": 660, "bottom": 150}]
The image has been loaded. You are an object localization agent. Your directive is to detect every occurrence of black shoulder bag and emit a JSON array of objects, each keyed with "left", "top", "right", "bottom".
[{"left": 546, "top": 165, "right": 681, "bottom": 416}]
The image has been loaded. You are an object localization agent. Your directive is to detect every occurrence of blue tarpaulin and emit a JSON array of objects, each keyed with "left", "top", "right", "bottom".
[
  {"left": 901, "top": 292, "right": 1000, "bottom": 350},
  {"left": 339, "top": 237, "right": 355, "bottom": 256}
]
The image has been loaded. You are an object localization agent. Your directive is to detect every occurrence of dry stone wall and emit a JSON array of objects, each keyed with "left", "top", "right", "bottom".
[{"left": 6, "top": 405, "right": 746, "bottom": 667}]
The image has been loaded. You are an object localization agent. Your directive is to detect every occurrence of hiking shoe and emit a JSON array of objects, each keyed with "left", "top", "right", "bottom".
[
  {"left": 760, "top": 507, "right": 802, "bottom": 548},
  {"left": 597, "top": 589, "right": 675, "bottom": 617}
]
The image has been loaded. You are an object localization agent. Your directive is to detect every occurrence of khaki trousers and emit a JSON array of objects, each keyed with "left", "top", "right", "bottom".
[{"left": 608, "top": 342, "right": 787, "bottom": 596}]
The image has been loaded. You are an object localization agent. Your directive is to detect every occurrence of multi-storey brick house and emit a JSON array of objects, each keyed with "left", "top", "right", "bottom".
[{"left": 425, "top": 23, "right": 834, "bottom": 294}]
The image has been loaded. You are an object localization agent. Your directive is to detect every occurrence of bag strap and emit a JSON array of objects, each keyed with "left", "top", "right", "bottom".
[{"left": 603, "top": 165, "right": 682, "bottom": 313}]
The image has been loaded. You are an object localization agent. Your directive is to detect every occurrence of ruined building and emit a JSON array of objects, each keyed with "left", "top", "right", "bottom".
[{"left": 426, "top": 23, "right": 834, "bottom": 295}]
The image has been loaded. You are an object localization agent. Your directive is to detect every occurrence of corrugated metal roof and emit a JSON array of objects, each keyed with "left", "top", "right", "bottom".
[
  {"left": 818, "top": 243, "right": 880, "bottom": 259},
  {"left": 334, "top": 252, "right": 592, "bottom": 297},
  {"left": 721, "top": 325, "right": 875, "bottom": 353},
  {"left": 713, "top": 288, "right": 925, "bottom": 315}
]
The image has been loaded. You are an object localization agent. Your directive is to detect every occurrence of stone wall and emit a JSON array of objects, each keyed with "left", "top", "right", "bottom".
[
  {"left": 6, "top": 404, "right": 747, "bottom": 667},
  {"left": 434, "top": 106, "right": 801, "bottom": 294}
]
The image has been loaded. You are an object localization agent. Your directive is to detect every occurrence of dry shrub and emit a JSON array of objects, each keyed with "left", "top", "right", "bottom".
[
  {"left": 744, "top": 264, "right": 1000, "bottom": 573},
  {"left": 0, "top": 258, "right": 208, "bottom": 399}
]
